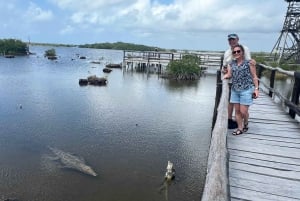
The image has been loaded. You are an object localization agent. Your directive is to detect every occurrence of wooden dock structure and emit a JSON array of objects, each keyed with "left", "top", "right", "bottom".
[
  {"left": 228, "top": 92, "right": 300, "bottom": 200},
  {"left": 202, "top": 65, "right": 300, "bottom": 201},
  {"left": 122, "top": 50, "right": 223, "bottom": 73}
]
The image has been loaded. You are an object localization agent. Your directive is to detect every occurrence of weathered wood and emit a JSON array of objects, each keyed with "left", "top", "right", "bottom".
[
  {"left": 231, "top": 133, "right": 300, "bottom": 144},
  {"left": 229, "top": 149, "right": 300, "bottom": 166},
  {"left": 290, "top": 71, "right": 300, "bottom": 118},
  {"left": 201, "top": 78, "right": 229, "bottom": 201},
  {"left": 258, "top": 64, "right": 294, "bottom": 76},
  {"left": 230, "top": 186, "right": 299, "bottom": 201},
  {"left": 123, "top": 50, "right": 223, "bottom": 73},
  {"left": 227, "top": 88, "right": 300, "bottom": 200},
  {"left": 230, "top": 155, "right": 300, "bottom": 172},
  {"left": 257, "top": 64, "right": 300, "bottom": 119},
  {"left": 212, "top": 70, "right": 222, "bottom": 129},
  {"left": 230, "top": 177, "right": 300, "bottom": 200}
]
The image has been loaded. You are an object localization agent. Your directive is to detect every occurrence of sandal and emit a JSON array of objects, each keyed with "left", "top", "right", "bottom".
[
  {"left": 243, "top": 122, "right": 249, "bottom": 132},
  {"left": 232, "top": 129, "right": 243, "bottom": 135}
]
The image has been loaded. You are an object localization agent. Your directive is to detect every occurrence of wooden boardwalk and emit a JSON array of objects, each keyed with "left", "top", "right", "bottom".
[{"left": 227, "top": 92, "right": 300, "bottom": 201}]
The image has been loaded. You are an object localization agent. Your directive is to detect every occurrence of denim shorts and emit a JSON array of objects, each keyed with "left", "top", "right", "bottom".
[{"left": 230, "top": 87, "right": 254, "bottom": 105}]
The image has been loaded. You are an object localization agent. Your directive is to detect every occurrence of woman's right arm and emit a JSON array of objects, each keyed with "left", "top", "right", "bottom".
[{"left": 223, "top": 65, "right": 231, "bottom": 79}]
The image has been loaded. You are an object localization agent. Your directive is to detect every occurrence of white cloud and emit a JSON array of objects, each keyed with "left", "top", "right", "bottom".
[
  {"left": 0, "top": 0, "right": 287, "bottom": 51},
  {"left": 60, "top": 25, "right": 74, "bottom": 34},
  {"left": 25, "top": 2, "right": 53, "bottom": 22},
  {"left": 50, "top": 0, "right": 285, "bottom": 34}
]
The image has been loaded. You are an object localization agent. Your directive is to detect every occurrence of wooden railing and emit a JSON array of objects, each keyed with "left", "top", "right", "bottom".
[
  {"left": 257, "top": 64, "right": 300, "bottom": 119},
  {"left": 202, "top": 64, "right": 300, "bottom": 201},
  {"left": 201, "top": 71, "right": 229, "bottom": 201}
]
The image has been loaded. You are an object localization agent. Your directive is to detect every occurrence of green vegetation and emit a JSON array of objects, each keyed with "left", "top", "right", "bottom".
[
  {"left": 79, "top": 41, "right": 165, "bottom": 51},
  {"left": 252, "top": 52, "right": 300, "bottom": 71},
  {"left": 31, "top": 42, "right": 75, "bottom": 47},
  {"left": 166, "top": 54, "right": 202, "bottom": 80},
  {"left": 45, "top": 49, "right": 56, "bottom": 57},
  {"left": 0, "top": 39, "right": 28, "bottom": 56},
  {"left": 44, "top": 48, "right": 57, "bottom": 60}
]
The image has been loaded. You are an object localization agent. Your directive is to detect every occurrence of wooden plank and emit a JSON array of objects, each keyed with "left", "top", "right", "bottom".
[
  {"left": 229, "top": 161, "right": 300, "bottom": 180},
  {"left": 230, "top": 169, "right": 300, "bottom": 189},
  {"left": 230, "top": 127, "right": 300, "bottom": 138},
  {"left": 248, "top": 122, "right": 300, "bottom": 130},
  {"left": 230, "top": 177, "right": 300, "bottom": 200},
  {"left": 201, "top": 78, "right": 229, "bottom": 201},
  {"left": 229, "top": 154, "right": 300, "bottom": 172},
  {"left": 227, "top": 134, "right": 300, "bottom": 148},
  {"left": 249, "top": 119, "right": 299, "bottom": 125},
  {"left": 229, "top": 149, "right": 300, "bottom": 166},
  {"left": 251, "top": 114, "right": 299, "bottom": 121},
  {"left": 230, "top": 186, "right": 299, "bottom": 201},
  {"left": 228, "top": 139, "right": 300, "bottom": 159},
  {"left": 226, "top": 89, "right": 300, "bottom": 200},
  {"left": 232, "top": 133, "right": 300, "bottom": 144}
]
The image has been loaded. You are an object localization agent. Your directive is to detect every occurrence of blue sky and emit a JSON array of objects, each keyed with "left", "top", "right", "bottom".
[{"left": 0, "top": 0, "right": 287, "bottom": 52}]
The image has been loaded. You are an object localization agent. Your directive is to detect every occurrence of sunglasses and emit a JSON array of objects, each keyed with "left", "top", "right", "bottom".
[{"left": 232, "top": 50, "right": 241, "bottom": 54}]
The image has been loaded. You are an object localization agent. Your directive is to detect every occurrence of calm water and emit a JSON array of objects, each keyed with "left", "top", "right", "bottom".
[{"left": 0, "top": 46, "right": 217, "bottom": 201}]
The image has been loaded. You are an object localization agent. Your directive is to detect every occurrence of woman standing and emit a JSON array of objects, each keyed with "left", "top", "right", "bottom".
[{"left": 223, "top": 44, "right": 259, "bottom": 135}]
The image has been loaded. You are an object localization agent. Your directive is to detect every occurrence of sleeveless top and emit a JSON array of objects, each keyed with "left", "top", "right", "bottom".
[{"left": 230, "top": 60, "right": 254, "bottom": 91}]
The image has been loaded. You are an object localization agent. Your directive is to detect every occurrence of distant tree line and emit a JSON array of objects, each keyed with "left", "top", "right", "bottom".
[
  {"left": 0, "top": 39, "right": 28, "bottom": 55},
  {"left": 79, "top": 41, "right": 165, "bottom": 51},
  {"left": 31, "top": 42, "right": 75, "bottom": 47}
]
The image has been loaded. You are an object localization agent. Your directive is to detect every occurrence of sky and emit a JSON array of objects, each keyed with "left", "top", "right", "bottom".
[{"left": 0, "top": 0, "right": 287, "bottom": 52}]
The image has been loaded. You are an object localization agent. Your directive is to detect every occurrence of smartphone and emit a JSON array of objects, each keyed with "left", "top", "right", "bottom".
[{"left": 252, "top": 92, "right": 257, "bottom": 99}]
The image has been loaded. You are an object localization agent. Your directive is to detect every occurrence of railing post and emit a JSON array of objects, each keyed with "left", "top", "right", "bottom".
[
  {"left": 212, "top": 70, "right": 222, "bottom": 130},
  {"left": 257, "top": 64, "right": 263, "bottom": 79},
  {"left": 202, "top": 77, "right": 229, "bottom": 201},
  {"left": 269, "top": 69, "right": 276, "bottom": 97},
  {"left": 289, "top": 71, "right": 300, "bottom": 118},
  {"left": 123, "top": 50, "right": 126, "bottom": 66}
]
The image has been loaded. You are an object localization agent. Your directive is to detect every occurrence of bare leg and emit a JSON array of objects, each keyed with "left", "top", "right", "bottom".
[
  {"left": 234, "top": 103, "right": 243, "bottom": 131},
  {"left": 228, "top": 103, "right": 234, "bottom": 119},
  {"left": 240, "top": 104, "right": 249, "bottom": 128}
]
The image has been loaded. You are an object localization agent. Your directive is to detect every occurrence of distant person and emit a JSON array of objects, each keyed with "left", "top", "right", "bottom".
[
  {"left": 223, "top": 44, "right": 259, "bottom": 135},
  {"left": 222, "top": 33, "right": 255, "bottom": 129}
]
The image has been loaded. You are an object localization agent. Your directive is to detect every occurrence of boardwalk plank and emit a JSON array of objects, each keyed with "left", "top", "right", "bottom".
[
  {"left": 227, "top": 135, "right": 300, "bottom": 148},
  {"left": 230, "top": 186, "right": 299, "bottom": 201},
  {"left": 230, "top": 169, "right": 300, "bottom": 189},
  {"left": 231, "top": 133, "right": 300, "bottom": 145},
  {"left": 230, "top": 177, "right": 300, "bottom": 200},
  {"left": 229, "top": 155, "right": 300, "bottom": 172},
  {"left": 229, "top": 127, "right": 300, "bottom": 138},
  {"left": 228, "top": 138, "right": 300, "bottom": 159},
  {"left": 229, "top": 161, "right": 300, "bottom": 180},
  {"left": 229, "top": 149, "right": 300, "bottom": 166}
]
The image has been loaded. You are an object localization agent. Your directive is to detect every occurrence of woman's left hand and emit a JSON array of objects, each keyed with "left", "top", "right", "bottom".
[{"left": 253, "top": 89, "right": 259, "bottom": 99}]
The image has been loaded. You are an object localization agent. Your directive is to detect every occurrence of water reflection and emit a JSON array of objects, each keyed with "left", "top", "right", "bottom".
[
  {"left": 0, "top": 46, "right": 216, "bottom": 201},
  {"left": 165, "top": 79, "right": 199, "bottom": 90},
  {"left": 260, "top": 76, "right": 294, "bottom": 102}
]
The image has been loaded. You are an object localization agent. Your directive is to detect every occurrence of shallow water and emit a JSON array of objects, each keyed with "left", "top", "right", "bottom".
[{"left": 0, "top": 46, "right": 216, "bottom": 201}]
